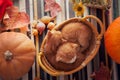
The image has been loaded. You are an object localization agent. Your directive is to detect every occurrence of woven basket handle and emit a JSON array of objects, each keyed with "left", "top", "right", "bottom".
[{"left": 82, "top": 15, "right": 105, "bottom": 40}]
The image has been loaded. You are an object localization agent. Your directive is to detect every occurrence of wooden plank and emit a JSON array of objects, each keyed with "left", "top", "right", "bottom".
[{"left": 19, "top": 0, "right": 26, "bottom": 12}]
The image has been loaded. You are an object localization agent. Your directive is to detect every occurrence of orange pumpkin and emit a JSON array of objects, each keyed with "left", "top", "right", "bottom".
[
  {"left": 105, "top": 17, "right": 120, "bottom": 64},
  {"left": 0, "top": 32, "right": 36, "bottom": 80}
]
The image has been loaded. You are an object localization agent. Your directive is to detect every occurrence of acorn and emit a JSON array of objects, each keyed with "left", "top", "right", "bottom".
[
  {"left": 47, "top": 22, "right": 55, "bottom": 30},
  {"left": 40, "top": 16, "right": 53, "bottom": 24}
]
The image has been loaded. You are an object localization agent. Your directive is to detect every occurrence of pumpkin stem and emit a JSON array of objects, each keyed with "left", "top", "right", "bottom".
[{"left": 4, "top": 50, "right": 13, "bottom": 61}]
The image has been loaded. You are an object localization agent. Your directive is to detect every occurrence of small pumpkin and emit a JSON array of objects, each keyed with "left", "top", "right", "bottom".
[
  {"left": 105, "top": 17, "right": 120, "bottom": 64},
  {"left": 0, "top": 32, "right": 36, "bottom": 80}
]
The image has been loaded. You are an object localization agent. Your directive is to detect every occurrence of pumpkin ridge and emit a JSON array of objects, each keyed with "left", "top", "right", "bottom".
[
  {"left": 11, "top": 59, "right": 30, "bottom": 79},
  {"left": 8, "top": 61, "right": 19, "bottom": 79},
  {"left": 9, "top": 36, "right": 35, "bottom": 57}
]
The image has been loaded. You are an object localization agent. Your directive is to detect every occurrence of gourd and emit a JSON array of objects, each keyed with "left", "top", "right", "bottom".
[
  {"left": 105, "top": 17, "right": 120, "bottom": 64},
  {"left": 0, "top": 32, "right": 36, "bottom": 80}
]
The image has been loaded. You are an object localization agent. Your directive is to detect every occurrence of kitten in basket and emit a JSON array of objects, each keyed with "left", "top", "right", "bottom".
[
  {"left": 56, "top": 42, "right": 80, "bottom": 64},
  {"left": 44, "top": 30, "right": 64, "bottom": 55},
  {"left": 62, "top": 22, "right": 92, "bottom": 52},
  {"left": 43, "top": 22, "right": 92, "bottom": 71}
]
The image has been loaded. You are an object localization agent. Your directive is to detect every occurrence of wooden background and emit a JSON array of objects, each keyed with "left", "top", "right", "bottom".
[{"left": 1, "top": 0, "right": 120, "bottom": 80}]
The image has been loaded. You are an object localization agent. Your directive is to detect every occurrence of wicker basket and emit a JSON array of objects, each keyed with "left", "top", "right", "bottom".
[{"left": 38, "top": 15, "right": 105, "bottom": 76}]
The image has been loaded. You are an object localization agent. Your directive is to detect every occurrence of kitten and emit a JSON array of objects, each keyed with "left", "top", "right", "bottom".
[
  {"left": 61, "top": 22, "right": 92, "bottom": 52},
  {"left": 44, "top": 30, "right": 63, "bottom": 55},
  {"left": 56, "top": 42, "right": 80, "bottom": 64}
]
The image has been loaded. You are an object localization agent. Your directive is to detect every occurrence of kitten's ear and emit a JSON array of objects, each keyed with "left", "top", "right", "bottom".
[
  {"left": 56, "top": 56, "right": 62, "bottom": 62},
  {"left": 47, "top": 30, "right": 52, "bottom": 39}
]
